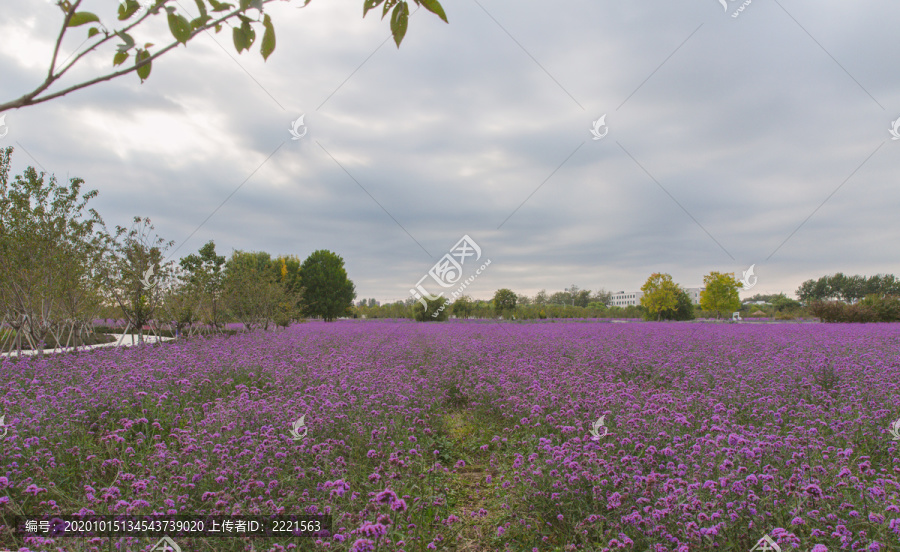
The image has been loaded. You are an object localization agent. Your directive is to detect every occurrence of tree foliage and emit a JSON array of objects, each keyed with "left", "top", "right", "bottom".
[
  {"left": 640, "top": 273, "right": 679, "bottom": 321},
  {"left": 299, "top": 249, "right": 356, "bottom": 322},
  {"left": 452, "top": 295, "right": 474, "bottom": 319},
  {"left": 700, "top": 271, "right": 741, "bottom": 320},
  {"left": 413, "top": 295, "right": 448, "bottom": 321},
  {"left": 0, "top": 0, "right": 448, "bottom": 112},
  {"left": 493, "top": 288, "right": 517, "bottom": 316},
  {"left": 797, "top": 273, "right": 900, "bottom": 304},
  {"left": 97, "top": 216, "right": 174, "bottom": 343},
  {"left": 0, "top": 147, "right": 107, "bottom": 353}
]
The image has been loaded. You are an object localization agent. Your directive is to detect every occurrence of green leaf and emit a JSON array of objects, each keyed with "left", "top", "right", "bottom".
[
  {"left": 261, "top": 14, "right": 275, "bottom": 61},
  {"left": 215, "top": 23, "right": 223, "bottom": 33},
  {"left": 87, "top": 27, "right": 100, "bottom": 38},
  {"left": 190, "top": 15, "right": 212, "bottom": 30},
  {"left": 419, "top": 0, "right": 447, "bottom": 23},
  {"left": 363, "top": 0, "right": 385, "bottom": 17},
  {"left": 382, "top": 0, "right": 397, "bottom": 20},
  {"left": 117, "top": 0, "right": 140, "bottom": 21},
  {"left": 193, "top": 0, "right": 208, "bottom": 17},
  {"left": 233, "top": 26, "right": 248, "bottom": 52},
  {"left": 242, "top": 21, "right": 256, "bottom": 48},
  {"left": 113, "top": 51, "right": 129, "bottom": 66},
  {"left": 208, "top": 0, "right": 234, "bottom": 12},
  {"left": 167, "top": 12, "right": 192, "bottom": 44},
  {"left": 68, "top": 11, "right": 100, "bottom": 27},
  {"left": 390, "top": 2, "right": 408, "bottom": 47},
  {"left": 115, "top": 31, "right": 136, "bottom": 53},
  {"left": 136, "top": 49, "right": 152, "bottom": 82},
  {"left": 250, "top": 0, "right": 264, "bottom": 11}
]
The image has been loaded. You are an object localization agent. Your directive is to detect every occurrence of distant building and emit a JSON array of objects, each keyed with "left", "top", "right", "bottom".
[
  {"left": 682, "top": 286, "right": 705, "bottom": 305},
  {"left": 611, "top": 285, "right": 705, "bottom": 307},
  {"left": 610, "top": 291, "right": 643, "bottom": 307}
]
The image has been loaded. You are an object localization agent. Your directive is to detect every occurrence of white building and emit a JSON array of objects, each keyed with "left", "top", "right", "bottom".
[
  {"left": 610, "top": 291, "right": 643, "bottom": 307},
  {"left": 609, "top": 286, "right": 706, "bottom": 307},
  {"left": 682, "top": 286, "right": 705, "bottom": 305}
]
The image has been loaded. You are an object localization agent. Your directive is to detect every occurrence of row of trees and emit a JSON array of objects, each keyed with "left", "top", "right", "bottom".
[
  {"left": 401, "top": 272, "right": 806, "bottom": 323},
  {"left": 796, "top": 273, "right": 900, "bottom": 304},
  {"left": 0, "top": 148, "right": 356, "bottom": 353}
]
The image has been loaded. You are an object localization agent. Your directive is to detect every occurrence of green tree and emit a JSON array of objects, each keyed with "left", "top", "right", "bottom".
[
  {"left": 97, "top": 216, "right": 174, "bottom": 343},
  {"left": 413, "top": 295, "right": 449, "bottom": 321},
  {"left": 0, "top": 0, "right": 448, "bottom": 112},
  {"left": 225, "top": 249, "right": 298, "bottom": 330},
  {"left": 493, "top": 288, "right": 517, "bottom": 317},
  {"left": 640, "top": 273, "right": 679, "bottom": 321},
  {"left": 699, "top": 271, "right": 741, "bottom": 319},
  {"left": 0, "top": 147, "right": 107, "bottom": 353},
  {"left": 770, "top": 293, "right": 801, "bottom": 312},
  {"left": 178, "top": 240, "right": 227, "bottom": 331},
  {"left": 299, "top": 250, "right": 356, "bottom": 322},
  {"left": 673, "top": 289, "right": 696, "bottom": 321},
  {"left": 591, "top": 289, "right": 612, "bottom": 306},
  {"left": 452, "top": 295, "right": 474, "bottom": 319}
]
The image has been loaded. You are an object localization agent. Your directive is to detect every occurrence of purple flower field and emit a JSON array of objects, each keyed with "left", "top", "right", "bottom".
[{"left": 2, "top": 320, "right": 900, "bottom": 551}]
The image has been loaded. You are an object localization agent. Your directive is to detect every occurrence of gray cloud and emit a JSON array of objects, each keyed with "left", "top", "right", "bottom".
[{"left": 2, "top": 0, "right": 899, "bottom": 303}]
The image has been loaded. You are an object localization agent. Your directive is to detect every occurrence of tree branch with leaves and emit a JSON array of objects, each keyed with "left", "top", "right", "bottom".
[{"left": 0, "top": 0, "right": 447, "bottom": 112}]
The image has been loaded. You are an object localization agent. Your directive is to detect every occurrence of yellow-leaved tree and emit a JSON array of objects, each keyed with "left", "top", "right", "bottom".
[
  {"left": 640, "top": 273, "right": 679, "bottom": 322},
  {"left": 700, "top": 271, "right": 742, "bottom": 319}
]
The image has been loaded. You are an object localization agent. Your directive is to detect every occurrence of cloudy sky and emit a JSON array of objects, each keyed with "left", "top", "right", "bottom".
[{"left": 1, "top": 0, "right": 899, "bottom": 303}]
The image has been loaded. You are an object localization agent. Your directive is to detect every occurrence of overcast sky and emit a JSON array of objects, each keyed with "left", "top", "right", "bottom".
[{"left": 2, "top": 0, "right": 899, "bottom": 303}]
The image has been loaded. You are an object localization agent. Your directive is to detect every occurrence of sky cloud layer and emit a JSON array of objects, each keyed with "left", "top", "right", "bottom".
[{"left": 2, "top": 0, "right": 898, "bottom": 303}]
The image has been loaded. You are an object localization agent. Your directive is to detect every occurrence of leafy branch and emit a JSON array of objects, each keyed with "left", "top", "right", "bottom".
[{"left": 0, "top": 0, "right": 447, "bottom": 112}]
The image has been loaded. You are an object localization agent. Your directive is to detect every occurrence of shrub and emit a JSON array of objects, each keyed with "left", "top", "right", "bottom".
[
  {"left": 810, "top": 296, "right": 900, "bottom": 323},
  {"left": 413, "top": 296, "right": 449, "bottom": 322}
]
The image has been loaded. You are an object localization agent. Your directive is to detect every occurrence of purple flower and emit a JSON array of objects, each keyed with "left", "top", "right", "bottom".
[{"left": 350, "top": 538, "right": 376, "bottom": 552}]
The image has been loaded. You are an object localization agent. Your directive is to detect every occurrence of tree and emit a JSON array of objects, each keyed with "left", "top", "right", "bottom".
[
  {"left": 572, "top": 289, "right": 592, "bottom": 308},
  {"left": 699, "top": 271, "right": 741, "bottom": 319},
  {"left": 533, "top": 289, "right": 549, "bottom": 305},
  {"left": 770, "top": 293, "right": 801, "bottom": 312},
  {"left": 97, "top": 216, "right": 174, "bottom": 343},
  {"left": 452, "top": 295, "right": 474, "bottom": 319},
  {"left": 0, "top": 147, "right": 107, "bottom": 353},
  {"left": 223, "top": 249, "right": 288, "bottom": 331},
  {"left": 0, "top": 0, "right": 448, "bottom": 112},
  {"left": 299, "top": 249, "right": 356, "bottom": 321},
  {"left": 590, "top": 289, "right": 612, "bottom": 306},
  {"left": 671, "top": 288, "right": 696, "bottom": 321},
  {"left": 493, "top": 288, "right": 517, "bottom": 317},
  {"left": 640, "top": 273, "right": 679, "bottom": 322},
  {"left": 177, "top": 240, "right": 227, "bottom": 331},
  {"left": 413, "top": 295, "right": 448, "bottom": 321}
]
